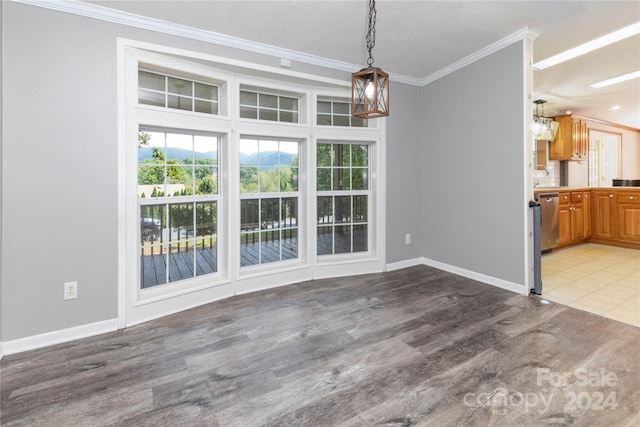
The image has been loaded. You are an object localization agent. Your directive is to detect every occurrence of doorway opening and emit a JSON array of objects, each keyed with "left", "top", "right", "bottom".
[{"left": 588, "top": 130, "right": 622, "bottom": 187}]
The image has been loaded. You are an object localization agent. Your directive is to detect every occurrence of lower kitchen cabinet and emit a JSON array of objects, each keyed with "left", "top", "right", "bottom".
[
  {"left": 570, "top": 202, "right": 585, "bottom": 241},
  {"left": 570, "top": 192, "right": 585, "bottom": 241},
  {"left": 538, "top": 188, "right": 640, "bottom": 250},
  {"left": 558, "top": 202, "right": 571, "bottom": 245},
  {"left": 617, "top": 192, "right": 640, "bottom": 244},
  {"left": 583, "top": 191, "right": 592, "bottom": 238},
  {"left": 558, "top": 191, "right": 587, "bottom": 246},
  {"left": 592, "top": 190, "right": 616, "bottom": 240}
]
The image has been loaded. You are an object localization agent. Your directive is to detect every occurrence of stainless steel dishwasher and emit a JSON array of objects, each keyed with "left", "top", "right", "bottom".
[{"left": 535, "top": 192, "right": 559, "bottom": 252}]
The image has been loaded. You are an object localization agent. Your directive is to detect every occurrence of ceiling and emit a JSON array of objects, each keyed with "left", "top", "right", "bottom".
[{"left": 84, "top": 0, "right": 640, "bottom": 129}]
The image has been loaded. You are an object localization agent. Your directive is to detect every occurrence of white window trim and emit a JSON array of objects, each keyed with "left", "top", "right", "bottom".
[
  {"left": 315, "top": 142, "right": 373, "bottom": 259},
  {"left": 237, "top": 138, "right": 305, "bottom": 270},
  {"left": 118, "top": 39, "right": 386, "bottom": 328},
  {"left": 137, "top": 129, "right": 224, "bottom": 291}
]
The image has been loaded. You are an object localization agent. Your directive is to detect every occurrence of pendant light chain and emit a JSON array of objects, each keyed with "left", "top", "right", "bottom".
[
  {"left": 366, "top": 0, "right": 377, "bottom": 67},
  {"left": 351, "top": 0, "right": 388, "bottom": 118}
]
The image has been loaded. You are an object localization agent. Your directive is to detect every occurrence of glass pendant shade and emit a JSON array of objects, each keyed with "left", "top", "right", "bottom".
[{"left": 352, "top": 67, "right": 389, "bottom": 118}]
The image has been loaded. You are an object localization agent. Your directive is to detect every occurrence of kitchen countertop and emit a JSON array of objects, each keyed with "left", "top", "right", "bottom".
[{"left": 534, "top": 186, "right": 640, "bottom": 192}]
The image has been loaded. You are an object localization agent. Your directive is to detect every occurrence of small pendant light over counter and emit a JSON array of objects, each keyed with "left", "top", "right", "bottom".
[
  {"left": 532, "top": 99, "right": 558, "bottom": 141},
  {"left": 352, "top": 0, "right": 389, "bottom": 119}
]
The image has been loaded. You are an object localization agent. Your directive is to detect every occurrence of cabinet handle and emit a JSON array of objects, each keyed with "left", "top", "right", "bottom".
[
  {"left": 609, "top": 194, "right": 613, "bottom": 198},
  {"left": 631, "top": 196, "right": 637, "bottom": 200}
]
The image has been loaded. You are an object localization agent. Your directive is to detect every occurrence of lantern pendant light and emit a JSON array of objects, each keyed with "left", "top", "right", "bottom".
[{"left": 352, "top": 0, "right": 389, "bottom": 118}]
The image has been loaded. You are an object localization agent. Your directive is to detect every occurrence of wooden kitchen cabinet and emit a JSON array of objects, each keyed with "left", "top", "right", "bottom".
[
  {"left": 536, "top": 188, "right": 640, "bottom": 250},
  {"left": 569, "top": 192, "right": 585, "bottom": 242},
  {"left": 583, "top": 191, "right": 592, "bottom": 238},
  {"left": 617, "top": 192, "right": 640, "bottom": 243},
  {"left": 571, "top": 117, "right": 588, "bottom": 158},
  {"left": 558, "top": 201, "right": 571, "bottom": 245},
  {"left": 558, "top": 191, "right": 586, "bottom": 246},
  {"left": 592, "top": 190, "right": 616, "bottom": 240},
  {"left": 549, "top": 115, "right": 588, "bottom": 160}
]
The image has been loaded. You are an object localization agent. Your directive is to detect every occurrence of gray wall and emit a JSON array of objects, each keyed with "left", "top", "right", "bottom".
[
  {"left": 385, "top": 82, "right": 423, "bottom": 264},
  {"left": 421, "top": 42, "right": 526, "bottom": 286},
  {"left": 2, "top": 4, "right": 120, "bottom": 340},
  {"left": 0, "top": 0, "right": 4, "bottom": 347},
  {"left": 1, "top": 2, "right": 425, "bottom": 341}
]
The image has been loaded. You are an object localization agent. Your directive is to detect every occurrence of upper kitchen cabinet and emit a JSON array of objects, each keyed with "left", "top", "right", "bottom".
[{"left": 549, "top": 115, "right": 588, "bottom": 160}]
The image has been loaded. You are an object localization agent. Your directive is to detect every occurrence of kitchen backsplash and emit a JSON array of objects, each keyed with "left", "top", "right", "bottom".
[{"left": 534, "top": 160, "right": 561, "bottom": 187}]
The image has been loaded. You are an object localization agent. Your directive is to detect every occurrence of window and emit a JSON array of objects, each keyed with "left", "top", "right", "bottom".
[
  {"left": 239, "top": 138, "right": 300, "bottom": 266},
  {"left": 317, "top": 143, "right": 369, "bottom": 255},
  {"left": 138, "top": 70, "right": 219, "bottom": 115},
  {"left": 138, "top": 129, "right": 219, "bottom": 287},
  {"left": 123, "top": 44, "right": 384, "bottom": 327},
  {"left": 239, "top": 87, "right": 299, "bottom": 123},
  {"left": 317, "top": 98, "right": 368, "bottom": 127}
]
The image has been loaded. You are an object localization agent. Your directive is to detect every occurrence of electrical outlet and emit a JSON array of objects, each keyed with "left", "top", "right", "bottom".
[
  {"left": 405, "top": 233, "right": 411, "bottom": 244},
  {"left": 64, "top": 281, "right": 77, "bottom": 300}
]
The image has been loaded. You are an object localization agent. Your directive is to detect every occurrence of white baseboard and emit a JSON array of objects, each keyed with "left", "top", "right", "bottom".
[
  {"left": 2, "top": 319, "right": 118, "bottom": 356},
  {"left": 421, "top": 257, "right": 528, "bottom": 295},
  {"left": 385, "top": 257, "right": 426, "bottom": 272}
]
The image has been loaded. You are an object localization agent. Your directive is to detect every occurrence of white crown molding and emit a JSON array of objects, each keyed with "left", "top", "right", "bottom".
[
  {"left": 12, "top": 0, "right": 379, "bottom": 78},
  {"left": 420, "top": 27, "right": 540, "bottom": 86},
  {"left": 13, "top": 0, "right": 536, "bottom": 88}
]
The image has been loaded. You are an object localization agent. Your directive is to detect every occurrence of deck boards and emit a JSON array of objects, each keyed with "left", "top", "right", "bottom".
[{"left": 142, "top": 233, "right": 370, "bottom": 287}]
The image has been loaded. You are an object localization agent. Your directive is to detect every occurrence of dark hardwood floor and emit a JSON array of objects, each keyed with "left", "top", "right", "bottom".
[{"left": 2, "top": 265, "right": 639, "bottom": 426}]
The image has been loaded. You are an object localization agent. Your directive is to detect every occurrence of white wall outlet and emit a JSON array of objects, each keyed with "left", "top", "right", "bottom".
[
  {"left": 280, "top": 58, "right": 291, "bottom": 68},
  {"left": 405, "top": 233, "right": 411, "bottom": 244},
  {"left": 64, "top": 281, "right": 77, "bottom": 300}
]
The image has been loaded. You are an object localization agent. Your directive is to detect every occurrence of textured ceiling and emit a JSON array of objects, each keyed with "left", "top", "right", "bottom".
[{"left": 84, "top": 0, "right": 640, "bottom": 128}]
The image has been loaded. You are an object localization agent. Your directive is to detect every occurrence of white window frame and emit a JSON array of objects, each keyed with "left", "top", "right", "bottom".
[
  {"left": 238, "top": 136, "right": 303, "bottom": 269},
  {"left": 138, "top": 68, "right": 221, "bottom": 115},
  {"left": 239, "top": 86, "right": 302, "bottom": 124},
  {"left": 118, "top": 39, "right": 386, "bottom": 328},
  {"left": 317, "top": 97, "right": 370, "bottom": 128},
  {"left": 315, "top": 141, "right": 372, "bottom": 257},
  {"left": 137, "top": 128, "right": 222, "bottom": 289}
]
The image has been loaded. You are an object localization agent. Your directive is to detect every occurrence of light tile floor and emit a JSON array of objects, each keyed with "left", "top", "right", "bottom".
[{"left": 542, "top": 243, "right": 640, "bottom": 328}]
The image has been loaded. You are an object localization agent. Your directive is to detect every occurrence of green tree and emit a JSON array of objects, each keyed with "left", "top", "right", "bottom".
[
  {"left": 166, "top": 159, "right": 189, "bottom": 184},
  {"left": 259, "top": 168, "right": 279, "bottom": 192},
  {"left": 138, "top": 131, "right": 165, "bottom": 162},
  {"left": 240, "top": 166, "right": 259, "bottom": 193},
  {"left": 317, "top": 143, "right": 332, "bottom": 167},
  {"left": 198, "top": 175, "right": 217, "bottom": 195},
  {"left": 279, "top": 167, "right": 297, "bottom": 192},
  {"left": 352, "top": 144, "right": 368, "bottom": 166},
  {"left": 138, "top": 161, "right": 164, "bottom": 185}
]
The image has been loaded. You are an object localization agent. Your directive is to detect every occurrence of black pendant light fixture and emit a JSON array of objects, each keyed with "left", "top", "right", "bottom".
[{"left": 352, "top": 0, "right": 389, "bottom": 118}]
